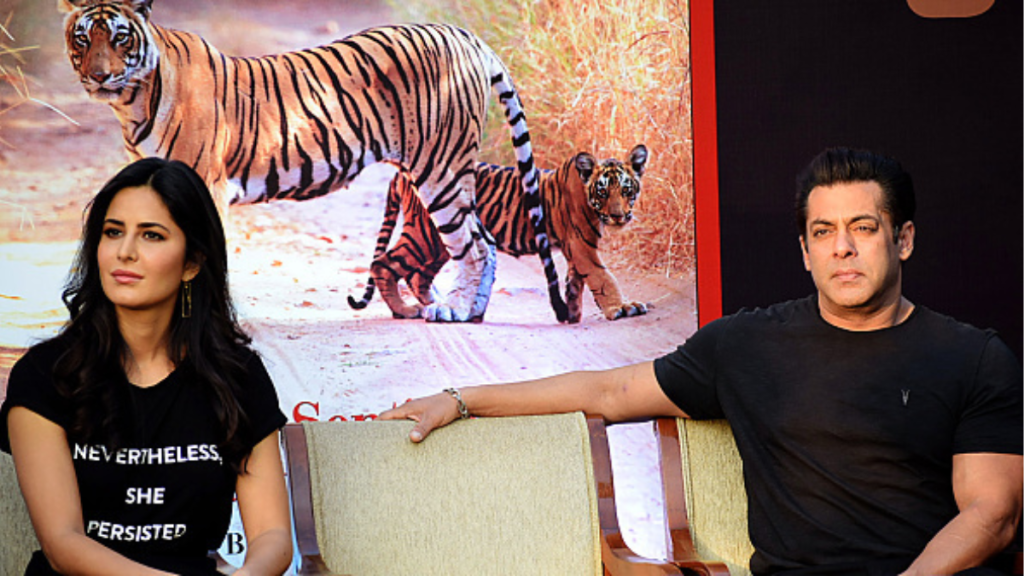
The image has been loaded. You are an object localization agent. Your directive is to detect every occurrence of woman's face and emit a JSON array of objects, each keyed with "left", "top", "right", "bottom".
[{"left": 97, "top": 185, "right": 200, "bottom": 318}]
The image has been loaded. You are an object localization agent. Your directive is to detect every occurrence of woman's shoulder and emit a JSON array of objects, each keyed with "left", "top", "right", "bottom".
[
  {"left": 235, "top": 348, "right": 286, "bottom": 430},
  {"left": 3, "top": 337, "right": 75, "bottom": 451},
  {"left": 13, "top": 337, "right": 70, "bottom": 376}
]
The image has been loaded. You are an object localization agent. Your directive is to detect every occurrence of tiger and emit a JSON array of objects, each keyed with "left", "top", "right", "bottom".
[
  {"left": 59, "top": 0, "right": 567, "bottom": 323},
  {"left": 347, "top": 164, "right": 450, "bottom": 319},
  {"left": 350, "top": 145, "right": 650, "bottom": 323}
]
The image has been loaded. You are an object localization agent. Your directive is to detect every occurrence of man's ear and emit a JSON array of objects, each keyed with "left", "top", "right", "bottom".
[
  {"left": 799, "top": 235, "right": 811, "bottom": 272},
  {"left": 897, "top": 221, "right": 915, "bottom": 261}
]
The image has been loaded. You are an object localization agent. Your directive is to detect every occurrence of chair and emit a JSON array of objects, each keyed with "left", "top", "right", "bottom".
[
  {"left": 283, "top": 413, "right": 681, "bottom": 576},
  {"left": 655, "top": 418, "right": 752, "bottom": 576},
  {"left": 655, "top": 417, "right": 1024, "bottom": 576},
  {"left": 0, "top": 451, "right": 40, "bottom": 576}
]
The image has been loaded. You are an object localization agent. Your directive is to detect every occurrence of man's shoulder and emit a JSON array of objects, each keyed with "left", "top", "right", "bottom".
[
  {"left": 911, "top": 305, "right": 1000, "bottom": 345},
  {"left": 907, "top": 307, "right": 1022, "bottom": 375},
  {"left": 690, "top": 296, "right": 819, "bottom": 350},
  {"left": 727, "top": 295, "right": 818, "bottom": 327}
]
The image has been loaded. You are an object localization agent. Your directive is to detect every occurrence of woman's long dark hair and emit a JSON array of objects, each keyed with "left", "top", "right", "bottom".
[{"left": 55, "top": 158, "right": 256, "bottom": 472}]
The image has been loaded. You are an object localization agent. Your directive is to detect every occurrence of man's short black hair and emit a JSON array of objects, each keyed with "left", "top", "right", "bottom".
[{"left": 795, "top": 147, "right": 915, "bottom": 239}]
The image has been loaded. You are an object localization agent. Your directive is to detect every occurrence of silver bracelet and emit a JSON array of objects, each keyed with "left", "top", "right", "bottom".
[{"left": 443, "top": 388, "right": 470, "bottom": 419}]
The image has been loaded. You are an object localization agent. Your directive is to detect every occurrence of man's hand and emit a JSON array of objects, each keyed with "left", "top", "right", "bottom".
[{"left": 379, "top": 392, "right": 462, "bottom": 442}]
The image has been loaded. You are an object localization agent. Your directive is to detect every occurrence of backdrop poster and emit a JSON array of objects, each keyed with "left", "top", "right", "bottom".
[{"left": 0, "top": 0, "right": 695, "bottom": 567}]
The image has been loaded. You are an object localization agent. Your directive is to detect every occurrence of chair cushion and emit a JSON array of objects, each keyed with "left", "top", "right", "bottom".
[
  {"left": 304, "top": 413, "right": 601, "bottom": 575},
  {"left": 0, "top": 451, "right": 39, "bottom": 576},
  {"left": 679, "top": 418, "right": 755, "bottom": 576}
]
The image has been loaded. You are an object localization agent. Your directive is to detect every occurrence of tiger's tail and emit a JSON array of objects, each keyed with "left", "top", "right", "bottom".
[
  {"left": 347, "top": 166, "right": 405, "bottom": 310},
  {"left": 488, "top": 55, "right": 569, "bottom": 323}
]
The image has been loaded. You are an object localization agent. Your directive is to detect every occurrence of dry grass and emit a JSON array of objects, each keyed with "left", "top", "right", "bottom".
[
  {"left": 0, "top": 7, "right": 78, "bottom": 150},
  {"left": 390, "top": 0, "right": 694, "bottom": 278}
]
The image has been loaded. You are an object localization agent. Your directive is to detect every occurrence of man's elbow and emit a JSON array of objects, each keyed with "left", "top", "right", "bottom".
[{"left": 977, "top": 497, "right": 1022, "bottom": 551}]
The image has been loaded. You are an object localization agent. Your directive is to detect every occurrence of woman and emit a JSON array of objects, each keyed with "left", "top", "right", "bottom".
[{"left": 1, "top": 158, "right": 292, "bottom": 575}]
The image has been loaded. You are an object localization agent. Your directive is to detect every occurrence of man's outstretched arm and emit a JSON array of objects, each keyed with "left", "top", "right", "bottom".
[{"left": 379, "top": 361, "right": 689, "bottom": 442}]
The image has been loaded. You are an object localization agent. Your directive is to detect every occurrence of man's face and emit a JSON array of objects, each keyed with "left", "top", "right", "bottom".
[{"left": 800, "top": 181, "right": 914, "bottom": 318}]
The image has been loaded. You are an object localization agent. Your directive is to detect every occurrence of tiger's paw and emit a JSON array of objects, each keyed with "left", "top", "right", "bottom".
[
  {"left": 391, "top": 308, "right": 424, "bottom": 320},
  {"left": 425, "top": 243, "right": 494, "bottom": 322},
  {"left": 422, "top": 303, "right": 483, "bottom": 323},
  {"left": 603, "top": 302, "right": 649, "bottom": 320},
  {"left": 565, "top": 299, "right": 583, "bottom": 324}
]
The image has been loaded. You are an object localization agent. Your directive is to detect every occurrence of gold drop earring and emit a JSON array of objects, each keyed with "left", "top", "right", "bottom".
[{"left": 181, "top": 280, "right": 192, "bottom": 319}]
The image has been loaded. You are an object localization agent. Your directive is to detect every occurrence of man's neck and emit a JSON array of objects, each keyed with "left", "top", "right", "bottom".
[{"left": 818, "top": 294, "right": 915, "bottom": 332}]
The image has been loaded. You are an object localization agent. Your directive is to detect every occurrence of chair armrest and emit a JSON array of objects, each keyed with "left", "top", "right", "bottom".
[
  {"left": 587, "top": 415, "right": 685, "bottom": 575},
  {"left": 654, "top": 418, "right": 733, "bottom": 576},
  {"left": 282, "top": 423, "right": 339, "bottom": 576}
]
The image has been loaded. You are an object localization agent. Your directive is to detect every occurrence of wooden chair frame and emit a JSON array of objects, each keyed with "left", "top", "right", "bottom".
[
  {"left": 653, "top": 417, "right": 733, "bottom": 576},
  {"left": 282, "top": 416, "right": 683, "bottom": 576}
]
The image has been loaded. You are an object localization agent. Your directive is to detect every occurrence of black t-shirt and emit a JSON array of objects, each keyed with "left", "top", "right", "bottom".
[
  {"left": 653, "top": 295, "right": 1023, "bottom": 576},
  {"left": 1, "top": 339, "right": 287, "bottom": 575}
]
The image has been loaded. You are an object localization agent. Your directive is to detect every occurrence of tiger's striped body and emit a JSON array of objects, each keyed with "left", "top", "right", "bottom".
[
  {"left": 347, "top": 165, "right": 450, "bottom": 319},
  {"left": 351, "top": 146, "right": 649, "bottom": 323},
  {"left": 60, "top": 0, "right": 566, "bottom": 322}
]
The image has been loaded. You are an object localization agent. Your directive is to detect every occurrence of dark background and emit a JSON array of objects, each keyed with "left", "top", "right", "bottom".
[{"left": 711, "top": 0, "right": 1022, "bottom": 360}]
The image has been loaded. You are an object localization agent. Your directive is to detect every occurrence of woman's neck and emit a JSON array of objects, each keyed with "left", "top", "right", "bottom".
[{"left": 117, "top": 308, "right": 176, "bottom": 387}]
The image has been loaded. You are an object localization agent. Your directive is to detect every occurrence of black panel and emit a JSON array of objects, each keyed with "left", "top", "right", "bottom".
[{"left": 714, "top": 0, "right": 1023, "bottom": 359}]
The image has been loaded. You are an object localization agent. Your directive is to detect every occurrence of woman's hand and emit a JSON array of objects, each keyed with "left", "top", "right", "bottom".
[{"left": 379, "top": 391, "right": 462, "bottom": 442}]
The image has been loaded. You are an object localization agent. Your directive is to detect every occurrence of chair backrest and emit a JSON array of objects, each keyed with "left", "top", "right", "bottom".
[
  {"left": 288, "top": 413, "right": 602, "bottom": 576},
  {"left": 659, "top": 418, "right": 754, "bottom": 576},
  {"left": 0, "top": 451, "right": 39, "bottom": 576}
]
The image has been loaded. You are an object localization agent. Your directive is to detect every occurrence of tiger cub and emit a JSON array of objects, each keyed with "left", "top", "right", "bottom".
[
  {"left": 58, "top": 0, "right": 566, "bottom": 323},
  {"left": 348, "top": 166, "right": 450, "bottom": 320},
  {"left": 350, "top": 145, "right": 649, "bottom": 323}
]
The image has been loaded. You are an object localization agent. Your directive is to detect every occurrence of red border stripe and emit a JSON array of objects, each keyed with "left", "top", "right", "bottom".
[{"left": 691, "top": 0, "right": 722, "bottom": 327}]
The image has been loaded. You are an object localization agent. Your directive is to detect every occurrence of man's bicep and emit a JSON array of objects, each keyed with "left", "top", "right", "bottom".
[
  {"left": 952, "top": 452, "right": 1023, "bottom": 525},
  {"left": 605, "top": 361, "right": 690, "bottom": 421}
]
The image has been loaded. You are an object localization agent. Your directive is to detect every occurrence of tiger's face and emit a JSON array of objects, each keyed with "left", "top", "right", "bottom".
[
  {"left": 575, "top": 144, "right": 648, "bottom": 227},
  {"left": 59, "top": 0, "right": 158, "bottom": 103}
]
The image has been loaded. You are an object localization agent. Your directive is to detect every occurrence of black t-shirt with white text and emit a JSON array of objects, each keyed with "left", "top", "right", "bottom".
[
  {"left": 1, "top": 339, "right": 287, "bottom": 575},
  {"left": 654, "top": 295, "right": 1023, "bottom": 575}
]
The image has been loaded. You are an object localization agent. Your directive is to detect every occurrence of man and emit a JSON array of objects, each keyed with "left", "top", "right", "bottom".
[{"left": 381, "top": 148, "right": 1023, "bottom": 575}]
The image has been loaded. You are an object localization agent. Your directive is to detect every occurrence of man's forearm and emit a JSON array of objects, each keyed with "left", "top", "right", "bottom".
[
  {"left": 380, "top": 361, "right": 682, "bottom": 442},
  {"left": 458, "top": 361, "right": 672, "bottom": 423},
  {"left": 459, "top": 369, "right": 619, "bottom": 419},
  {"left": 901, "top": 502, "right": 1018, "bottom": 576}
]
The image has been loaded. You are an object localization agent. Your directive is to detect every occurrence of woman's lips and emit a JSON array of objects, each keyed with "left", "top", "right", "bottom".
[{"left": 111, "top": 270, "right": 143, "bottom": 284}]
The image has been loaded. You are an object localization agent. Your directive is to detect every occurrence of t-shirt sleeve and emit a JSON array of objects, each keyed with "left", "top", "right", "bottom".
[
  {"left": 652, "top": 316, "right": 728, "bottom": 420},
  {"left": 952, "top": 334, "right": 1023, "bottom": 455},
  {"left": 0, "top": 344, "right": 71, "bottom": 454},
  {"left": 242, "top": 352, "right": 287, "bottom": 446}
]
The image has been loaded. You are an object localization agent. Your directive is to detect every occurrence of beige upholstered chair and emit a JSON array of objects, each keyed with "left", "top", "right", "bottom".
[
  {"left": 656, "top": 418, "right": 753, "bottom": 576},
  {"left": 655, "top": 417, "right": 1024, "bottom": 576},
  {"left": 1, "top": 451, "right": 39, "bottom": 576},
  {"left": 284, "top": 413, "right": 681, "bottom": 576}
]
